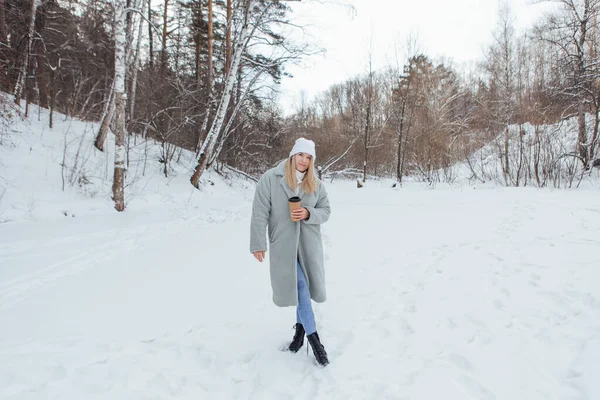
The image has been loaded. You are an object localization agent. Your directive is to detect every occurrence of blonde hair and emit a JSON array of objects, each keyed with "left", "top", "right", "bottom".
[{"left": 284, "top": 156, "right": 318, "bottom": 194}]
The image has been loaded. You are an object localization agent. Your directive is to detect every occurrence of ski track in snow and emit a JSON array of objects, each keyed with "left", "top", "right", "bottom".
[{"left": 1, "top": 186, "right": 600, "bottom": 399}]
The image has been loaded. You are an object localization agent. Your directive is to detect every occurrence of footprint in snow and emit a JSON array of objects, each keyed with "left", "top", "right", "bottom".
[
  {"left": 399, "top": 318, "right": 415, "bottom": 335},
  {"left": 448, "top": 353, "right": 474, "bottom": 373}
]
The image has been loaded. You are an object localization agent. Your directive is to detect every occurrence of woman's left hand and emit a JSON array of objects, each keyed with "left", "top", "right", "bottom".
[{"left": 291, "top": 207, "right": 310, "bottom": 222}]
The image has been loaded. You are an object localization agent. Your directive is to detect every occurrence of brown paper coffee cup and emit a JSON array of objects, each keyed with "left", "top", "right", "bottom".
[{"left": 289, "top": 196, "right": 301, "bottom": 220}]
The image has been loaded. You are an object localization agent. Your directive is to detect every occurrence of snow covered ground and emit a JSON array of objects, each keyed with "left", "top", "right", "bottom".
[{"left": 1, "top": 106, "right": 600, "bottom": 399}]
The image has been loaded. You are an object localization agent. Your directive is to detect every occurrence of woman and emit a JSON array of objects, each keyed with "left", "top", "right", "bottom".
[{"left": 250, "top": 137, "right": 331, "bottom": 366}]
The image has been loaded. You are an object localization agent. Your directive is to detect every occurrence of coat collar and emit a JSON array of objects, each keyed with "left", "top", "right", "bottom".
[{"left": 274, "top": 159, "right": 286, "bottom": 176}]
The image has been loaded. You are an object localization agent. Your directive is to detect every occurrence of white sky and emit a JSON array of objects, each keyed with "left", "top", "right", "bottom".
[{"left": 275, "top": 0, "right": 560, "bottom": 115}]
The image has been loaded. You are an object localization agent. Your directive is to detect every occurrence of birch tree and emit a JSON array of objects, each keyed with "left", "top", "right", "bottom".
[
  {"left": 112, "top": 0, "right": 127, "bottom": 211},
  {"left": 190, "top": 0, "right": 303, "bottom": 187},
  {"left": 190, "top": 0, "right": 254, "bottom": 187}
]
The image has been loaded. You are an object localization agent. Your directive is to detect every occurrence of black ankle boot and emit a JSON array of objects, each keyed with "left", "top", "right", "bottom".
[
  {"left": 288, "top": 323, "right": 305, "bottom": 353},
  {"left": 307, "top": 332, "right": 329, "bottom": 366}
]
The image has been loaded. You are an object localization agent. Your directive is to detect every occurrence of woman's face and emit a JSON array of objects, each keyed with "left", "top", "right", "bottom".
[{"left": 294, "top": 152, "right": 312, "bottom": 173}]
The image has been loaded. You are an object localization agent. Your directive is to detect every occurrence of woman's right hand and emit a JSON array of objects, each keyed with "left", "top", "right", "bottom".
[{"left": 253, "top": 251, "right": 265, "bottom": 262}]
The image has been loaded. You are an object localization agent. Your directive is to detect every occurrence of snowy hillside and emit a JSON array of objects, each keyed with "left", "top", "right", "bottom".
[
  {"left": 1, "top": 106, "right": 600, "bottom": 399},
  {"left": 458, "top": 115, "right": 600, "bottom": 188},
  {"left": 0, "top": 101, "right": 254, "bottom": 223}
]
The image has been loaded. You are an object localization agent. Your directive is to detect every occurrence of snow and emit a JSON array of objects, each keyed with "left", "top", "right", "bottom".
[
  {"left": 456, "top": 116, "right": 600, "bottom": 188},
  {"left": 1, "top": 104, "right": 600, "bottom": 399}
]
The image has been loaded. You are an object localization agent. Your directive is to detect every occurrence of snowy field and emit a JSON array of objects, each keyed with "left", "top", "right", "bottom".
[{"left": 1, "top": 108, "right": 600, "bottom": 399}]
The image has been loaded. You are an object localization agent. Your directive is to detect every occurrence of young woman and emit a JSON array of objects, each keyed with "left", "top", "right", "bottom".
[{"left": 250, "top": 138, "right": 331, "bottom": 366}]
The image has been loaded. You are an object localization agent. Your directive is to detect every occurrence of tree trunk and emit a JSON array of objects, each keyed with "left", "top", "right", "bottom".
[
  {"left": 577, "top": 98, "right": 588, "bottom": 168},
  {"left": 113, "top": 92, "right": 126, "bottom": 211},
  {"left": 194, "top": 0, "right": 215, "bottom": 154},
  {"left": 113, "top": 1, "right": 128, "bottom": 212},
  {"left": 25, "top": 87, "right": 30, "bottom": 117},
  {"left": 363, "top": 73, "right": 373, "bottom": 183},
  {"left": 209, "top": 71, "right": 264, "bottom": 165},
  {"left": 148, "top": 0, "right": 153, "bottom": 69},
  {"left": 14, "top": 0, "right": 40, "bottom": 105},
  {"left": 590, "top": 99, "right": 600, "bottom": 163},
  {"left": 503, "top": 127, "right": 510, "bottom": 185},
  {"left": 194, "top": 0, "right": 217, "bottom": 154},
  {"left": 208, "top": 0, "right": 213, "bottom": 89},
  {"left": 0, "top": 0, "right": 8, "bottom": 91},
  {"left": 35, "top": 39, "right": 49, "bottom": 109},
  {"left": 161, "top": 0, "right": 169, "bottom": 80},
  {"left": 396, "top": 133, "right": 403, "bottom": 182},
  {"left": 49, "top": 67, "right": 55, "bottom": 128},
  {"left": 534, "top": 125, "right": 541, "bottom": 186},
  {"left": 0, "top": 0, "right": 5, "bottom": 44},
  {"left": 396, "top": 95, "right": 408, "bottom": 182},
  {"left": 0, "top": 0, "right": 8, "bottom": 79},
  {"left": 516, "top": 125, "right": 524, "bottom": 187},
  {"left": 236, "top": 58, "right": 243, "bottom": 105},
  {"left": 194, "top": 0, "right": 202, "bottom": 84},
  {"left": 196, "top": 97, "right": 213, "bottom": 154},
  {"left": 69, "top": 74, "right": 84, "bottom": 118},
  {"left": 78, "top": 79, "right": 100, "bottom": 118},
  {"left": 129, "top": 0, "right": 146, "bottom": 123},
  {"left": 225, "top": 0, "right": 232, "bottom": 76},
  {"left": 95, "top": 85, "right": 115, "bottom": 151},
  {"left": 363, "top": 107, "right": 370, "bottom": 183},
  {"left": 191, "top": 1, "right": 256, "bottom": 187},
  {"left": 126, "top": 0, "right": 133, "bottom": 45},
  {"left": 576, "top": 0, "right": 590, "bottom": 169},
  {"left": 400, "top": 113, "right": 413, "bottom": 182}
]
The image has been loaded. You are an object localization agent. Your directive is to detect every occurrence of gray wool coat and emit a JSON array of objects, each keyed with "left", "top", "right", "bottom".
[{"left": 250, "top": 160, "right": 331, "bottom": 307}]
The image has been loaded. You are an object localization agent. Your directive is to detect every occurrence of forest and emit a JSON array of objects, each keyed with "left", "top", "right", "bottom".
[{"left": 2, "top": 0, "right": 600, "bottom": 209}]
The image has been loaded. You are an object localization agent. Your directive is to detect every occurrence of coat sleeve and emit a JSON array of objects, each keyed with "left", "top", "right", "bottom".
[
  {"left": 250, "top": 173, "right": 271, "bottom": 253},
  {"left": 303, "top": 182, "right": 331, "bottom": 225}
]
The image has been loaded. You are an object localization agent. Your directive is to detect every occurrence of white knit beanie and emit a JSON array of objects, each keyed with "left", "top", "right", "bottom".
[{"left": 289, "top": 137, "right": 316, "bottom": 160}]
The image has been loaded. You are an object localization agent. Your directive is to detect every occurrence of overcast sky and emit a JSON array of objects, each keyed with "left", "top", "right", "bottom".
[{"left": 274, "top": 0, "right": 559, "bottom": 115}]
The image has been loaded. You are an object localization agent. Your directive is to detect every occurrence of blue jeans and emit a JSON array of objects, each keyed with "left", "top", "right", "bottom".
[{"left": 296, "top": 260, "right": 316, "bottom": 335}]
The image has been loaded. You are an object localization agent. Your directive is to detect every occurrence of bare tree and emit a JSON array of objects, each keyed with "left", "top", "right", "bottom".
[
  {"left": 486, "top": 1, "right": 518, "bottom": 185},
  {"left": 536, "top": 0, "right": 600, "bottom": 169},
  {"left": 129, "top": 0, "right": 146, "bottom": 122},
  {"left": 362, "top": 49, "right": 374, "bottom": 183},
  {"left": 13, "top": 0, "right": 40, "bottom": 105}
]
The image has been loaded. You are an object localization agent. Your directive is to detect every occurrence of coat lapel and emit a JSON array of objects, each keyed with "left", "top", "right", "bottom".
[
  {"left": 298, "top": 184, "right": 306, "bottom": 200},
  {"left": 279, "top": 177, "right": 296, "bottom": 199}
]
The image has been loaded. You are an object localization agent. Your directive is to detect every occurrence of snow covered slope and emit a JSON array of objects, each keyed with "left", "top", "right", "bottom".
[
  {"left": 456, "top": 116, "right": 600, "bottom": 188},
  {"left": 1, "top": 105, "right": 600, "bottom": 399},
  {"left": 0, "top": 101, "right": 250, "bottom": 223}
]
